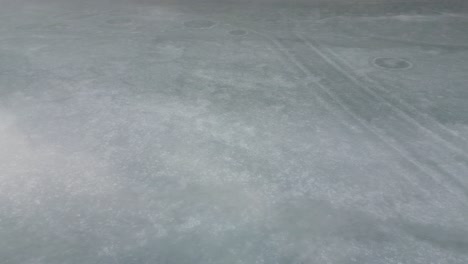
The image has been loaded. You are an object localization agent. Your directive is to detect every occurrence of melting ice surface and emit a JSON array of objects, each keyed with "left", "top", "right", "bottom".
[{"left": 1, "top": 0, "right": 468, "bottom": 263}]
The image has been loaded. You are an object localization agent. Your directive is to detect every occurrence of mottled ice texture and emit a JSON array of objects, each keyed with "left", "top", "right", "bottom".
[{"left": 1, "top": 0, "right": 468, "bottom": 263}]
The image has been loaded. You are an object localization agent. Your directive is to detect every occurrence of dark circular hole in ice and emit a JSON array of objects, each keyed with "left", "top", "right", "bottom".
[{"left": 373, "top": 57, "right": 412, "bottom": 70}]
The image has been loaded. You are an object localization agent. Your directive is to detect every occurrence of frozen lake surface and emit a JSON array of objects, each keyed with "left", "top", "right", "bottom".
[{"left": 1, "top": 0, "right": 468, "bottom": 263}]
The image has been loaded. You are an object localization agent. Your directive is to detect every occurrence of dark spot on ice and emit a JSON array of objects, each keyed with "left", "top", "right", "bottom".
[
  {"left": 373, "top": 57, "right": 412, "bottom": 70},
  {"left": 107, "top": 17, "right": 132, "bottom": 25},
  {"left": 229, "top": 29, "right": 247, "bottom": 36},
  {"left": 184, "top": 20, "right": 216, "bottom": 29}
]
